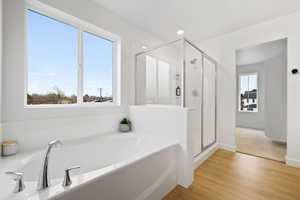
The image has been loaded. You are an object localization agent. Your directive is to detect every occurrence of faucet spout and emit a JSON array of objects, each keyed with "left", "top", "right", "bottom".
[{"left": 37, "top": 140, "right": 62, "bottom": 190}]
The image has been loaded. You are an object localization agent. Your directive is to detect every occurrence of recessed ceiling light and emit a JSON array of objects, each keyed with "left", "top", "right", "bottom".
[
  {"left": 141, "top": 46, "right": 147, "bottom": 50},
  {"left": 177, "top": 29, "right": 185, "bottom": 35}
]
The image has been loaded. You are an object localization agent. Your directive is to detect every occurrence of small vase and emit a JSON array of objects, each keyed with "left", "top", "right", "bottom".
[{"left": 119, "top": 124, "right": 130, "bottom": 132}]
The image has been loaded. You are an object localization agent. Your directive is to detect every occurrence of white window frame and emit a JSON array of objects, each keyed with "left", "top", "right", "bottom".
[
  {"left": 238, "top": 72, "right": 258, "bottom": 113},
  {"left": 24, "top": 0, "right": 122, "bottom": 108}
]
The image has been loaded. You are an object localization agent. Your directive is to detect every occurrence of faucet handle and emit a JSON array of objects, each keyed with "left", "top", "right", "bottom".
[
  {"left": 5, "top": 171, "right": 26, "bottom": 193},
  {"left": 62, "top": 166, "right": 80, "bottom": 187},
  {"left": 66, "top": 166, "right": 80, "bottom": 171}
]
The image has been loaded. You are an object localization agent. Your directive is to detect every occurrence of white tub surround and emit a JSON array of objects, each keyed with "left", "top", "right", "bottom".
[
  {"left": 0, "top": 132, "right": 178, "bottom": 200},
  {"left": 0, "top": 107, "right": 217, "bottom": 200},
  {"left": 2, "top": 112, "right": 126, "bottom": 152},
  {"left": 129, "top": 105, "right": 194, "bottom": 188}
]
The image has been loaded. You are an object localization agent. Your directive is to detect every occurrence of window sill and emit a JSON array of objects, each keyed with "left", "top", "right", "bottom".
[
  {"left": 24, "top": 102, "right": 121, "bottom": 109},
  {"left": 238, "top": 111, "right": 258, "bottom": 113}
]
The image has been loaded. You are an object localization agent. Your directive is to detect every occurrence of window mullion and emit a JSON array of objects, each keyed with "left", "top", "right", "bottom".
[
  {"left": 77, "top": 28, "right": 84, "bottom": 104},
  {"left": 247, "top": 76, "right": 250, "bottom": 102}
]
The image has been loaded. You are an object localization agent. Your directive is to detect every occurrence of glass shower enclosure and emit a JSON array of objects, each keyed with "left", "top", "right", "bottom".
[{"left": 135, "top": 38, "right": 217, "bottom": 156}]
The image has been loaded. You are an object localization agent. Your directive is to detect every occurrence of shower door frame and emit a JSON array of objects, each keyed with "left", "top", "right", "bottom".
[
  {"left": 201, "top": 53, "right": 218, "bottom": 153},
  {"left": 135, "top": 38, "right": 218, "bottom": 155}
]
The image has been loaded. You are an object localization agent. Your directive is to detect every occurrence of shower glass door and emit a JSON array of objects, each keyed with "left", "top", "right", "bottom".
[
  {"left": 202, "top": 56, "right": 217, "bottom": 150},
  {"left": 135, "top": 38, "right": 217, "bottom": 155}
]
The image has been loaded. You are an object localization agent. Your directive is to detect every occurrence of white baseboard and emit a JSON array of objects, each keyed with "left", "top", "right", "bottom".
[
  {"left": 219, "top": 143, "right": 236, "bottom": 152},
  {"left": 266, "top": 136, "right": 286, "bottom": 143},
  {"left": 285, "top": 156, "right": 300, "bottom": 168},
  {"left": 193, "top": 143, "right": 219, "bottom": 169}
]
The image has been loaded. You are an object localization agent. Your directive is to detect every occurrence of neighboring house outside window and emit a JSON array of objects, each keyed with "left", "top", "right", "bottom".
[{"left": 239, "top": 73, "right": 258, "bottom": 112}]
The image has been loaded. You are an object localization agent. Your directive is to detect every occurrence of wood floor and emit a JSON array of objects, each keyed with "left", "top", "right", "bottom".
[
  {"left": 236, "top": 128, "right": 286, "bottom": 162},
  {"left": 163, "top": 149, "right": 300, "bottom": 200}
]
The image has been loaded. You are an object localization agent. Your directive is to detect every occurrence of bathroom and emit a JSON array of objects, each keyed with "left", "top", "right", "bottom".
[
  {"left": 2, "top": 0, "right": 300, "bottom": 200},
  {"left": 1, "top": 0, "right": 216, "bottom": 199}
]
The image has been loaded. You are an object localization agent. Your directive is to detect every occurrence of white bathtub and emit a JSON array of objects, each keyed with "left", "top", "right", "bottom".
[{"left": 0, "top": 132, "right": 179, "bottom": 200}]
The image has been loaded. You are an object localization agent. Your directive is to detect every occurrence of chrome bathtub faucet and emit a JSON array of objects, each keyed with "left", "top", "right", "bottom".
[{"left": 37, "top": 140, "right": 63, "bottom": 190}]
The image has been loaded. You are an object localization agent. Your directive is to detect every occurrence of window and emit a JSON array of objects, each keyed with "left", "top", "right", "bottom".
[
  {"left": 239, "top": 73, "right": 258, "bottom": 112},
  {"left": 83, "top": 32, "right": 113, "bottom": 103},
  {"left": 27, "top": 10, "right": 78, "bottom": 105},
  {"left": 26, "top": 6, "right": 120, "bottom": 106}
]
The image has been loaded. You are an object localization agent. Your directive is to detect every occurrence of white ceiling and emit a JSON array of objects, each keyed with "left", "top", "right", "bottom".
[
  {"left": 236, "top": 39, "right": 287, "bottom": 66},
  {"left": 92, "top": 0, "right": 300, "bottom": 42}
]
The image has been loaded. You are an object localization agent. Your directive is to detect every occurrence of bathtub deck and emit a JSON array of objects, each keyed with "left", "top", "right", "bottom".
[{"left": 163, "top": 149, "right": 300, "bottom": 200}]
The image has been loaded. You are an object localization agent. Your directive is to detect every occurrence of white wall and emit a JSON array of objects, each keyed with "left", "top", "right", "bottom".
[
  {"left": 2, "top": 0, "right": 162, "bottom": 151},
  {"left": 236, "top": 39, "right": 287, "bottom": 133},
  {"left": 236, "top": 39, "right": 287, "bottom": 66},
  {"left": 236, "top": 53, "right": 287, "bottom": 142},
  {"left": 236, "top": 62, "right": 266, "bottom": 130},
  {"left": 199, "top": 11, "right": 300, "bottom": 167},
  {"left": 264, "top": 54, "right": 287, "bottom": 142}
]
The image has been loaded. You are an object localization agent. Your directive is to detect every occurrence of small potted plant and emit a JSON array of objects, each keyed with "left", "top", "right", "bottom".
[{"left": 119, "top": 118, "right": 132, "bottom": 132}]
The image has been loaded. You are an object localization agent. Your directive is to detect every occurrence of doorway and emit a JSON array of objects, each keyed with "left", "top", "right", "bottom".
[{"left": 235, "top": 38, "right": 287, "bottom": 162}]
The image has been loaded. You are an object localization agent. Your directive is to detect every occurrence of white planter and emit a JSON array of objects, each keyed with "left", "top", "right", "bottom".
[{"left": 119, "top": 124, "right": 130, "bottom": 132}]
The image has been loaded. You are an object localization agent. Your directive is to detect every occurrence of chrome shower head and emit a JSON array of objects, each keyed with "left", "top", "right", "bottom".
[{"left": 190, "top": 58, "right": 197, "bottom": 64}]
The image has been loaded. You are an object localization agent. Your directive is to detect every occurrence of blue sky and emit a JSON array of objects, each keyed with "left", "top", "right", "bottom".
[{"left": 27, "top": 10, "right": 113, "bottom": 97}]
